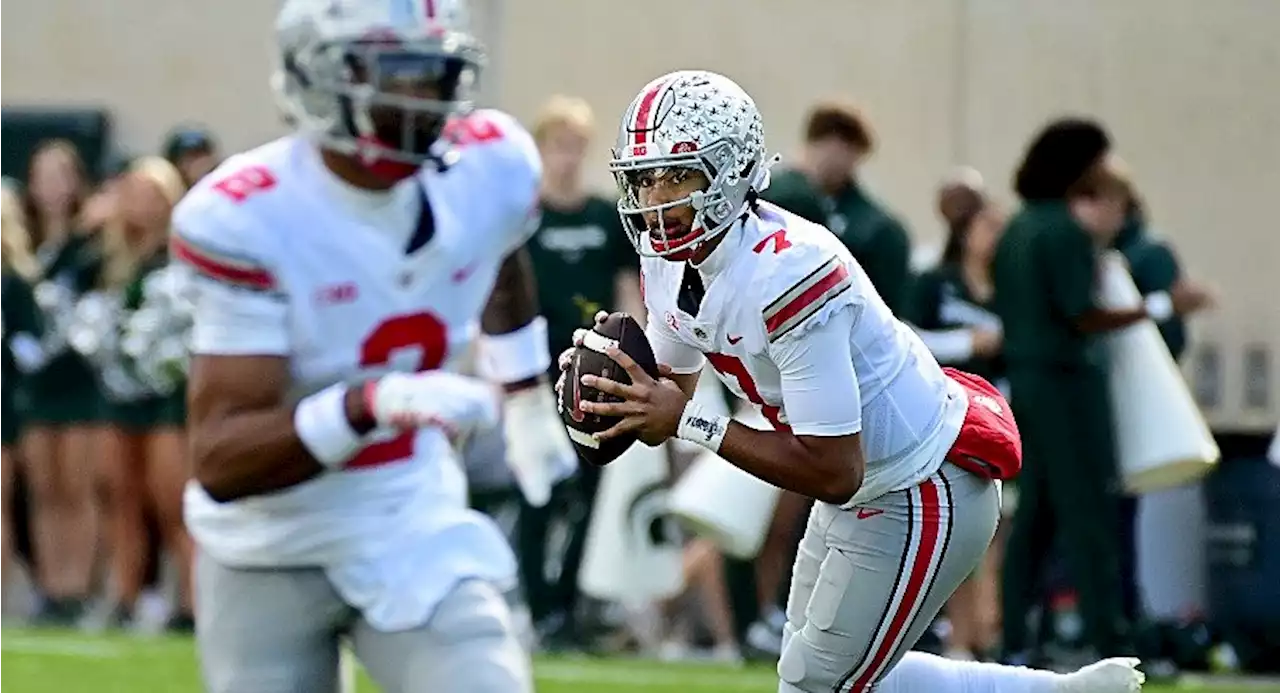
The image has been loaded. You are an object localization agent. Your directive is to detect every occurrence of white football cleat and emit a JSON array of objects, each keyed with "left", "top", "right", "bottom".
[{"left": 1056, "top": 657, "right": 1145, "bottom": 693}]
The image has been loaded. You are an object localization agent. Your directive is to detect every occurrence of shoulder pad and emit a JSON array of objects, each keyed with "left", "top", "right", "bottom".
[
  {"left": 445, "top": 109, "right": 543, "bottom": 252},
  {"left": 171, "top": 162, "right": 283, "bottom": 293},
  {"left": 750, "top": 220, "right": 856, "bottom": 344}
]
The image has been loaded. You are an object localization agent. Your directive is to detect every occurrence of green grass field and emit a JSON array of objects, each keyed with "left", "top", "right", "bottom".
[{"left": 1, "top": 628, "right": 1272, "bottom": 693}]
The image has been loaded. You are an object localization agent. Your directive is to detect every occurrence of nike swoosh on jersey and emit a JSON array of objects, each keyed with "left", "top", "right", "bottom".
[{"left": 727, "top": 335, "right": 743, "bottom": 344}]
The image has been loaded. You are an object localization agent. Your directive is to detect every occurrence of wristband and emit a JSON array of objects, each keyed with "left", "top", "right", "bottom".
[
  {"left": 1144, "top": 291, "right": 1174, "bottom": 322},
  {"left": 477, "top": 316, "right": 551, "bottom": 383},
  {"left": 676, "top": 401, "right": 731, "bottom": 453},
  {"left": 294, "top": 383, "right": 364, "bottom": 468}
]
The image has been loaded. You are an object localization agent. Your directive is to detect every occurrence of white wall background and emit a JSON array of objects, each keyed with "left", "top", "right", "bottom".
[{"left": 4, "top": 0, "right": 1277, "bottom": 430}]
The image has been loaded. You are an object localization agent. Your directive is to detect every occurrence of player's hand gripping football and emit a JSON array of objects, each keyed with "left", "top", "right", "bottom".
[{"left": 570, "top": 326, "right": 689, "bottom": 447}]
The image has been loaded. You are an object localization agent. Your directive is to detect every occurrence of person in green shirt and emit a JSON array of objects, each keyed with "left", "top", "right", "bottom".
[
  {"left": 992, "top": 119, "right": 1209, "bottom": 664},
  {"left": 18, "top": 140, "right": 101, "bottom": 624},
  {"left": 519, "top": 96, "right": 642, "bottom": 645},
  {"left": 760, "top": 101, "right": 912, "bottom": 313}
]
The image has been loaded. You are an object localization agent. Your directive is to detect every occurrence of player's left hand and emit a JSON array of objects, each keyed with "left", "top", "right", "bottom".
[{"left": 580, "top": 346, "right": 688, "bottom": 446}]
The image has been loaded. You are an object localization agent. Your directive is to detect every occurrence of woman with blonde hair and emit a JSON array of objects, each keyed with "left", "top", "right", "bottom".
[
  {"left": 94, "top": 157, "right": 195, "bottom": 629},
  {"left": 2, "top": 182, "right": 47, "bottom": 602},
  {"left": 19, "top": 140, "right": 101, "bottom": 624}
]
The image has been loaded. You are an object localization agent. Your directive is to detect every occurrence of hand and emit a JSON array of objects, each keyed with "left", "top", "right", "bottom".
[
  {"left": 1170, "top": 279, "right": 1214, "bottom": 316},
  {"left": 503, "top": 385, "right": 576, "bottom": 508},
  {"left": 578, "top": 345, "right": 690, "bottom": 447},
  {"left": 364, "top": 371, "right": 500, "bottom": 440},
  {"left": 971, "top": 329, "right": 1002, "bottom": 358}
]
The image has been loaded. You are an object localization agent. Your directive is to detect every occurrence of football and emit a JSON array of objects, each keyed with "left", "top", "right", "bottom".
[{"left": 559, "top": 312, "right": 659, "bottom": 466}]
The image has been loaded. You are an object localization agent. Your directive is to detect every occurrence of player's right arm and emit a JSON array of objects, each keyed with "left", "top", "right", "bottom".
[{"left": 173, "top": 196, "right": 358, "bottom": 502}]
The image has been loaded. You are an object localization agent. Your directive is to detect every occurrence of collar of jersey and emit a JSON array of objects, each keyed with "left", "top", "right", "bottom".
[
  {"left": 692, "top": 217, "right": 746, "bottom": 284},
  {"left": 299, "top": 141, "right": 423, "bottom": 242}
]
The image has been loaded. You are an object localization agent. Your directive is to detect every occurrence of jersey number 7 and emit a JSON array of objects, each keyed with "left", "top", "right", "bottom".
[{"left": 347, "top": 311, "right": 449, "bottom": 469}]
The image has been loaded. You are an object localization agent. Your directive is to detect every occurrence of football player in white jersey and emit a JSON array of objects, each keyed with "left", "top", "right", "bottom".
[
  {"left": 560, "top": 70, "right": 1146, "bottom": 693},
  {"left": 171, "top": 1, "right": 573, "bottom": 692}
]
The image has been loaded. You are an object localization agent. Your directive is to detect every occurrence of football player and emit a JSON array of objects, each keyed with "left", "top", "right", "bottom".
[
  {"left": 173, "top": 1, "right": 572, "bottom": 691},
  {"left": 561, "top": 70, "right": 1146, "bottom": 693}
]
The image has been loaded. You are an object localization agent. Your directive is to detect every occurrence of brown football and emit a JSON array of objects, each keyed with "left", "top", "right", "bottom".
[{"left": 558, "top": 312, "right": 659, "bottom": 466}]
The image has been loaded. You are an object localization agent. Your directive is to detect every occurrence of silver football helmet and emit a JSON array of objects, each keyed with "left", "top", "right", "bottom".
[
  {"left": 272, "top": 0, "right": 484, "bottom": 173},
  {"left": 609, "top": 70, "right": 777, "bottom": 258}
]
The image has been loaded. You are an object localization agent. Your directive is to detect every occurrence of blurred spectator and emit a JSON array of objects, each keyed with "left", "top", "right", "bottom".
[
  {"left": 19, "top": 140, "right": 102, "bottom": 625},
  {"left": 907, "top": 168, "right": 1006, "bottom": 386},
  {"left": 162, "top": 125, "right": 220, "bottom": 189},
  {"left": 1109, "top": 183, "right": 1213, "bottom": 653},
  {"left": 761, "top": 101, "right": 912, "bottom": 312},
  {"left": 520, "top": 95, "right": 641, "bottom": 645},
  {"left": 993, "top": 119, "right": 1133, "bottom": 662},
  {"left": 1112, "top": 191, "right": 1211, "bottom": 362},
  {"left": 2, "top": 181, "right": 45, "bottom": 603},
  {"left": 904, "top": 168, "right": 1007, "bottom": 659},
  {"left": 94, "top": 157, "right": 194, "bottom": 630},
  {"left": 992, "top": 119, "right": 1210, "bottom": 663}
]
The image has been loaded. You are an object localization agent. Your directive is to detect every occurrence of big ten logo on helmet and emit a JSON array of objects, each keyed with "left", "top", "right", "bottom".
[
  {"left": 630, "top": 144, "right": 648, "bottom": 156},
  {"left": 670, "top": 141, "right": 697, "bottom": 154}
]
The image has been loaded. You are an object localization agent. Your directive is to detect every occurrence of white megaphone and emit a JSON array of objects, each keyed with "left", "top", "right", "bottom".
[
  {"left": 668, "top": 402, "right": 782, "bottom": 560},
  {"left": 1097, "top": 252, "right": 1220, "bottom": 493},
  {"left": 577, "top": 442, "right": 683, "bottom": 605}
]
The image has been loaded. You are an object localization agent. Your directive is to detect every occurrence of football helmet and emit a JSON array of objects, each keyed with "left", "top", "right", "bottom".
[
  {"left": 609, "top": 70, "right": 777, "bottom": 258},
  {"left": 272, "top": 0, "right": 484, "bottom": 176}
]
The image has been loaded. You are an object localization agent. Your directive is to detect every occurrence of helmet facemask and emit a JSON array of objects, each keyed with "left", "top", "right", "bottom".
[
  {"left": 611, "top": 139, "right": 755, "bottom": 259},
  {"left": 277, "top": 33, "right": 484, "bottom": 172}
]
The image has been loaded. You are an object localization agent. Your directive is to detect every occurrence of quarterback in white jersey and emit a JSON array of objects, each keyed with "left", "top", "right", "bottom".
[
  {"left": 173, "top": 1, "right": 571, "bottom": 692},
  {"left": 560, "top": 70, "right": 1145, "bottom": 693}
]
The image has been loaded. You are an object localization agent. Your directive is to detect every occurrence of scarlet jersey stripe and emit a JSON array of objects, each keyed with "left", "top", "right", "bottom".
[
  {"left": 630, "top": 79, "right": 669, "bottom": 146},
  {"left": 839, "top": 475, "right": 952, "bottom": 692},
  {"left": 763, "top": 257, "right": 852, "bottom": 341},
  {"left": 171, "top": 235, "right": 276, "bottom": 292}
]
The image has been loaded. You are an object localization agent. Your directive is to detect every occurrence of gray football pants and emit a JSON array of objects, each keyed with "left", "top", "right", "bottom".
[
  {"left": 195, "top": 554, "right": 532, "bottom": 693},
  {"left": 778, "top": 463, "right": 1000, "bottom": 692}
]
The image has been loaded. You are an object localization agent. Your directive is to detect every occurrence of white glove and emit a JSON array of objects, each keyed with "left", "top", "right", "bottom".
[
  {"left": 366, "top": 371, "right": 500, "bottom": 440},
  {"left": 503, "top": 386, "right": 577, "bottom": 507}
]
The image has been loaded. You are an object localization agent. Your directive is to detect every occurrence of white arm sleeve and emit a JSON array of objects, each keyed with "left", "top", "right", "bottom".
[
  {"left": 767, "top": 304, "right": 862, "bottom": 437},
  {"left": 645, "top": 311, "right": 706, "bottom": 374},
  {"left": 189, "top": 279, "right": 290, "bottom": 356},
  {"left": 171, "top": 195, "right": 291, "bottom": 356}
]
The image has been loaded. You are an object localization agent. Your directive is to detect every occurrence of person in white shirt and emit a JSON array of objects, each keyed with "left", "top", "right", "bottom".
[
  {"left": 174, "top": 1, "right": 572, "bottom": 691},
  {"left": 559, "top": 69, "right": 1145, "bottom": 693}
]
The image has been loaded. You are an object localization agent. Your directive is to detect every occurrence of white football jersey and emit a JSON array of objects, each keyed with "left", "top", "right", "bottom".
[
  {"left": 173, "top": 110, "right": 538, "bottom": 629},
  {"left": 641, "top": 202, "right": 969, "bottom": 506}
]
